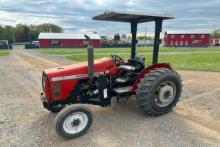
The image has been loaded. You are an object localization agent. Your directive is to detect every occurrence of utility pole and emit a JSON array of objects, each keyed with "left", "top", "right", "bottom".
[
  {"left": 12, "top": 28, "right": 15, "bottom": 43},
  {"left": 144, "top": 26, "right": 146, "bottom": 46},
  {"left": 29, "top": 25, "right": 31, "bottom": 43}
]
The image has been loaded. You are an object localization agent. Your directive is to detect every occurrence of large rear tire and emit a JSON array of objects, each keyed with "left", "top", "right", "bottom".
[
  {"left": 136, "top": 68, "right": 182, "bottom": 116},
  {"left": 54, "top": 105, "right": 93, "bottom": 139}
]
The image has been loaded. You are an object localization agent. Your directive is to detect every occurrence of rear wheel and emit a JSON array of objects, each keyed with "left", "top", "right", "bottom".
[
  {"left": 54, "top": 105, "right": 93, "bottom": 139},
  {"left": 136, "top": 68, "right": 182, "bottom": 116}
]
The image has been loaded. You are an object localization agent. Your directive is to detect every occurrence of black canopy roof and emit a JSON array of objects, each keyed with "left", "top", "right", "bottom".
[{"left": 93, "top": 11, "right": 174, "bottom": 23}]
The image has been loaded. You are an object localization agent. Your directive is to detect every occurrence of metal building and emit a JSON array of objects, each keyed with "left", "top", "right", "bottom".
[
  {"left": 164, "top": 31, "right": 211, "bottom": 47},
  {"left": 38, "top": 33, "right": 101, "bottom": 48}
]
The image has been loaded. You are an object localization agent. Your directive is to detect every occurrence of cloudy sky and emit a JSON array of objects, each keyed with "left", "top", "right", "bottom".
[{"left": 0, "top": 0, "right": 219, "bottom": 35}]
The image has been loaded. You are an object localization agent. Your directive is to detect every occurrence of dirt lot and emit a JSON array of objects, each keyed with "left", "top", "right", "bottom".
[{"left": 0, "top": 46, "right": 220, "bottom": 147}]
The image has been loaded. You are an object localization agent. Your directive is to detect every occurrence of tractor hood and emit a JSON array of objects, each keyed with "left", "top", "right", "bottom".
[{"left": 44, "top": 57, "right": 118, "bottom": 81}]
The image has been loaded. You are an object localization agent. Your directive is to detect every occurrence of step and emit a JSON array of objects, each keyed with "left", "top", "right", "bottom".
[{"left": 115, "top": 78, "right": 128, "bottom": 83}]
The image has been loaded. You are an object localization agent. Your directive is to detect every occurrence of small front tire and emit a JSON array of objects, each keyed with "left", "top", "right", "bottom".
[{"left": 54, "top": 105, "right": 93, "bottom": 139}]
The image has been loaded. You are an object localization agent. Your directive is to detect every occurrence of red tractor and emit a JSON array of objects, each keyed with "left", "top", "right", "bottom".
[{"left": 41, "top": 11, "right": 182, "bottom": 139}]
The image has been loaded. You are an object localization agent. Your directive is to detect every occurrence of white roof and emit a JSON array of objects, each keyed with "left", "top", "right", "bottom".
[
  {"left": 38, "top": 33, "right": 100, "bottom": 40},
  {"left": 166, "top": 30, "right": 211, "bottom": 35}
]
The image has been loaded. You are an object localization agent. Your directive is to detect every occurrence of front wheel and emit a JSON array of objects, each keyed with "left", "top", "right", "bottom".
[
  {"left": 136, "top": 68, "right": 182, "bottom": 116},
  {"left": 54, "top": 105, "right": 93, "bottom": 139}
]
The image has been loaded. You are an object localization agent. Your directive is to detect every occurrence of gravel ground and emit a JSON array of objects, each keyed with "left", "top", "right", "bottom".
[{"left": 0, "top": 45, "right": 220, "bottom": 147}]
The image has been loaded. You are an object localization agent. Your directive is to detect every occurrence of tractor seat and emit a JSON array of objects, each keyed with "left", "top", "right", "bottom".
[
  {"left": 128, "top": 56, "right": 145, "bottom": 72},
  {"left": 119, "top": 56, "right": 145, "bottom": 72}
]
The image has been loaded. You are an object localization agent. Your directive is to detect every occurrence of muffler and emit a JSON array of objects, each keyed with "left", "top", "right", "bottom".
[{"left": 84, "top": 35, "right": 94, "bottom": 83}]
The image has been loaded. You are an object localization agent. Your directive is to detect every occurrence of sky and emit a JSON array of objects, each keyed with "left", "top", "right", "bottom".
[{"left": 0, "top": 0, "right": 219, "bottom": 35}]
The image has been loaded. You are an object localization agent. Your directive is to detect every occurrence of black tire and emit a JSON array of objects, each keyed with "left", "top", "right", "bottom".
[
  {"left": 46, "top": 105, "right": 64, "bottom": 113},
  {"left": 54, "top": 105, "right": 93, "bottom": 139},
  {"left": 136, "top": 68, "right": 182, "bottom": 116}
]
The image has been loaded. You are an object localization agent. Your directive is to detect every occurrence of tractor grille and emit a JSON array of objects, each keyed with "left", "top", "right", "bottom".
[
  {"left": 42, "top": 71, "right": 50, "bottom": 101},
  {"left": 42, "top": 72, "right": 47, "bottom": 91}
]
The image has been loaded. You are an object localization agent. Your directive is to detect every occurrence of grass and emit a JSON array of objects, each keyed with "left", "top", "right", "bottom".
[
  {"left": 38, "top": 47, "right": 220, "bottom": 72},
  {"left": 39, "top": 47, "right": 220, "bottom": 55},
  {"left": 0, "top": 50, "right": 9, "bottom": 56}
]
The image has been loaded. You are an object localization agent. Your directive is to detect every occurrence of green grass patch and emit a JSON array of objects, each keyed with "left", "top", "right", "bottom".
[
  {"left": 39, "top": 47, "right": 220, "bottom": 55},
  {"left": 67, "top": 53, "right": 220, "bottom": 72},
  {"left": 159, "top": 53, "right": 220, "bottom": 72},
  {"left": 37, "top": 47, "right": 220, "bottom": 72},
  {"left": 0, "top": 50, "right": 9, "bottom": 56}
]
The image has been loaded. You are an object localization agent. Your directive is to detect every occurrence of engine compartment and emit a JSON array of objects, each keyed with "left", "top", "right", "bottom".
[{"left": 42, "top": 54, "right": 147, "bottom": 107}]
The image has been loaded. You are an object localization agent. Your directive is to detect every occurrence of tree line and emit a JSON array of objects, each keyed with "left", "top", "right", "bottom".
[
  {"left": 0, "top": 23, "right": 63, "bottom": 43},
  {"left": 212, "top": 29, "right": 220, "bottom": 39}
]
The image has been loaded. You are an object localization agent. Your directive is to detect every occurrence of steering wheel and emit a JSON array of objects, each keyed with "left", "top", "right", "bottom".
[{"left": 111, "top": 54, "right": 124, "bottom": 64}]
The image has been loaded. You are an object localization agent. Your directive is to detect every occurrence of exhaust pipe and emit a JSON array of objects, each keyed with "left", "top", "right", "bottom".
[{"left": 85, "top": 35, "right": 94, "bottom": 83}]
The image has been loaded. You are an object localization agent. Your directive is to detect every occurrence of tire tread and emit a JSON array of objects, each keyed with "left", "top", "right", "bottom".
[{"left": 136, "top": 68, "right": 182, "bottom": 116}]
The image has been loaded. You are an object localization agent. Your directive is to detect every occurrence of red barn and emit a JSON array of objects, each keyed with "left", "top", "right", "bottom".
[
  {"left": 38, "top": 33, "right": 101, "bottom": 48},
  {"left": 164, "top": 31, "right": 211, "bottom": 47},
  {"left": 210, "top": 39, "right": 220, "bottom": 46}
]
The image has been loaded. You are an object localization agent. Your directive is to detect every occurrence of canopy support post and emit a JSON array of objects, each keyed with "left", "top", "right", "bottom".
[
  {"left": 152, "top": 19, "right": 163, "bottom": 64},
  {"left": 131, "top": 21, "right": 137, "bottom": 59}
]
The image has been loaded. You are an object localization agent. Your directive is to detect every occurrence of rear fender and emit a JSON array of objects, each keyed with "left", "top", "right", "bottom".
[{"left": 131, "top": 63, "right": 172, "bottom": 93}]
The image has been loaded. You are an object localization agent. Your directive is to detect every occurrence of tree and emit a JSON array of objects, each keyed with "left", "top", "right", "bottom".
[
  {"left": 14, "top": 24, "right": 29, "bottom": 42},
  {"left": 212, "top": 29, "right": 220, "bottom": 39},
  {"left": 0, "top": 23, "right": 63, "bottom": 43},
  {"left": 36, "top": 23, "right": 63, "bottom": 33},
  {"left": 0, "top": 25, "right": 3, "bottom": 34},
  {"left": 1, "top": 25, "right": 15, "bottom": 43},
  {"left": 32, "top": 23, "right": 63, "bottom": 42},
  {"left": 29, "top": 25, "right": 40, "bottom": 42}
]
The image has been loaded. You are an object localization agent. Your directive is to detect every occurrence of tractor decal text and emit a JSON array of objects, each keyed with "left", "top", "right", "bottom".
[{"left": 51, "top": 72, "right": 105, "bottom": 82}]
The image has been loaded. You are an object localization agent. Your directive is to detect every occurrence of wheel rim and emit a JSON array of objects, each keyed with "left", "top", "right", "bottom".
[
  {"left": 155, "top": 81, "right": 176, "bottom": 107},
  {"left": 63, "top": 112, "right": 88, "bottom": 134}
]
